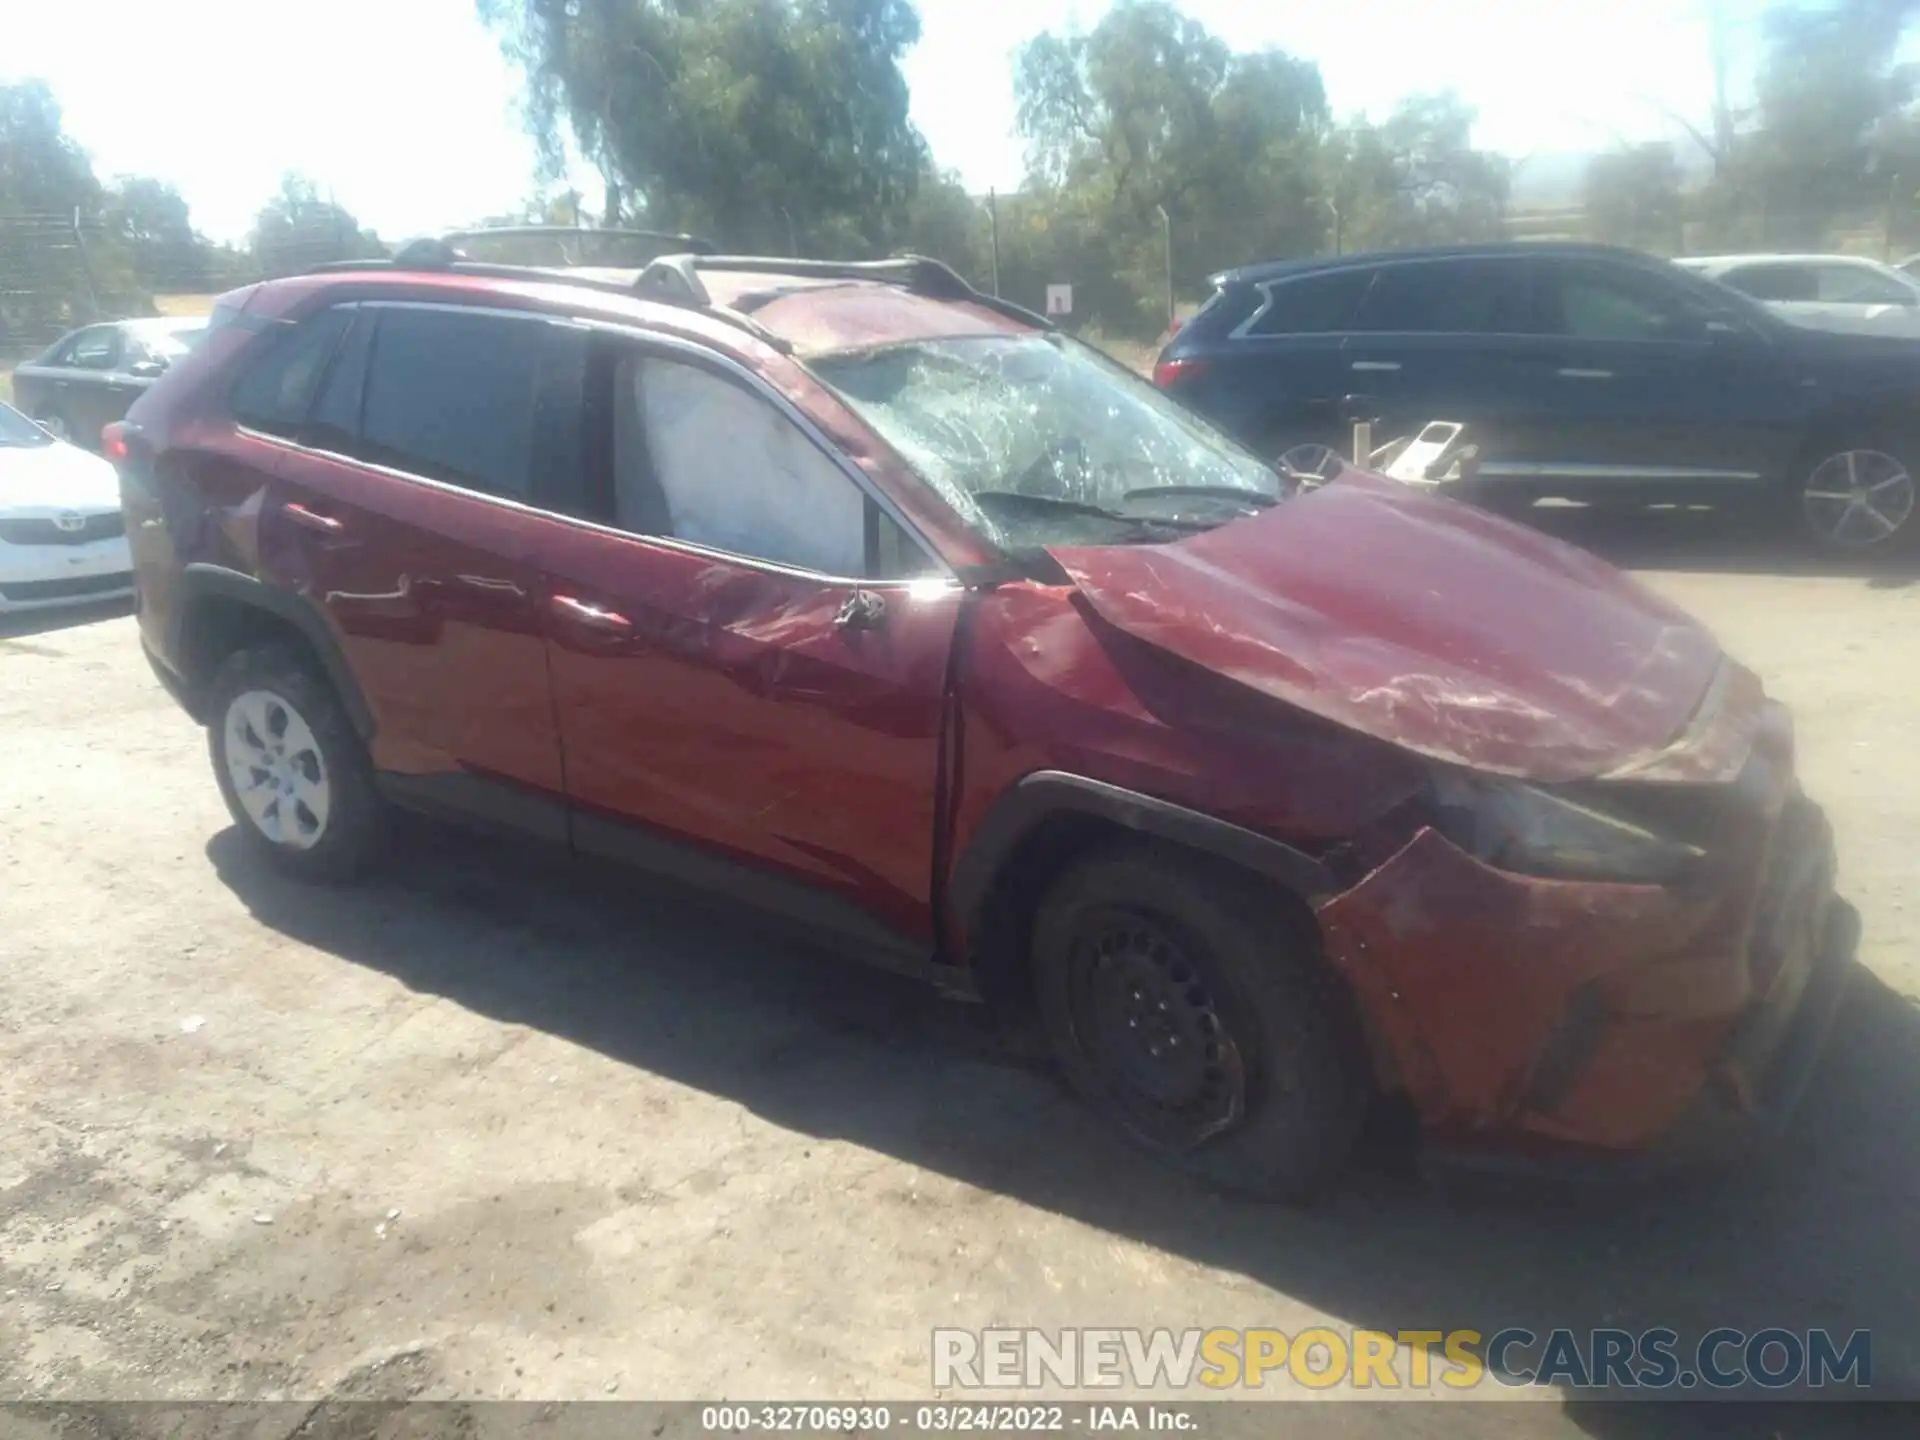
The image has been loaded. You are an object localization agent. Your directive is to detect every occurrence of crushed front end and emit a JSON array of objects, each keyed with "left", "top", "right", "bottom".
[{"left": 1314, "top": 692, "right": 1856, "bottom": 1173}]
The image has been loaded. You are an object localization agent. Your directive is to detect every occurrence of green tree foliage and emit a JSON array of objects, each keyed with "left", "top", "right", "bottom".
[
  {"left": 1330, "top": 94, "right": 1510, "bottom": 253},
  {"left": 1673, "top": 0, "right": 1920, "bottom": 249},
  {"left": 1, "top": 80, "right": 275, "bottom": 347},
  {"left": 249, "top": 173, "right": 385, "bottom": 279},
  {"left": 102, "top": 177, "right": 212, "bottom": 293},
  {"left": 478, "top": 0, "right": 928, "bottom": 254},
  {"left": 0, "top": 81, "right": 107, "bottom": 344},
  {"left": 1009, "top": 0, "right": 1332, "bottom": 334},
  {"left": 1583, "top": 143, "right": 1686, "bottom": 253}
]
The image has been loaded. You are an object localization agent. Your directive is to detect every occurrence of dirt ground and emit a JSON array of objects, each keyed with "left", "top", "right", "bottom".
[{"left": 1, "top": 508, "right": 1917, "bottom": 1435}]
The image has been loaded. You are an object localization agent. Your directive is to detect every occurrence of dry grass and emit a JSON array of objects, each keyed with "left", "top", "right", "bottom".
[{"left": 153, "top": 293, "right": 218, "bottom": 317}]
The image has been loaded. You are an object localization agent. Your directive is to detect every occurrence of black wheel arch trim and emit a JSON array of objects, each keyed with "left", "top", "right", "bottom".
[
  {"left": 174, "top": 563, "right": 375, "bottom": 740},
  {"left": 948, "top": 771, "right": 1340, "bottom": 939}
]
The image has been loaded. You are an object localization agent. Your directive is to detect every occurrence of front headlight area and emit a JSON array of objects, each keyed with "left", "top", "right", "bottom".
[{"left": 1429, "top": 770, "right": 1708, "bottom": 886}]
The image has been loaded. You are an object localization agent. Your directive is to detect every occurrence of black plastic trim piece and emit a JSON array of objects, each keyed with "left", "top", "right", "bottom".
[
  {"left": 570, "top": 810, "right": 969, "bottom": 993},
  {"left": 949, "top": 771, "right": 1340, "bottom": 933},
  {"left": 175, "top": 564, "right": 376, "bottom": 740},
  {"left": 376, "top": 770, "right": 569, "bottom": 846}
]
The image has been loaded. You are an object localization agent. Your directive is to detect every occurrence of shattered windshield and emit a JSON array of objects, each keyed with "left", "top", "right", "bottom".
[{"left": 809, "top": 333, "right": 1287, "bottom": 549}]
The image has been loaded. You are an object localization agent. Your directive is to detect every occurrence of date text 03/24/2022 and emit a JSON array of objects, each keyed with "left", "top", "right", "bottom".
[{"left": 700, "top": 1405, "right": 1196, "bottom": 1432}]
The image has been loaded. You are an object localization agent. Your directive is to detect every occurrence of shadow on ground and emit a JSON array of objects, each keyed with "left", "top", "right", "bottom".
[
  {"left": 208, "top": 821, "right": 1920, "bottom": 1431},
  {"left": 1521, "top": 504, "right": 1920, "bottom": 587},
  {"left": 0, "top": 596, "right": 133, "bottom": 641}
]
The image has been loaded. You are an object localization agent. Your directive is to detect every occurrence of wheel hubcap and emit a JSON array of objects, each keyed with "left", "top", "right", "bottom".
[
  {"left": 1066, "top": 909, "right": 1246, "bottom": 1149},
  {"left": 1277, "top": 443, "right": 1344, "bottom": 487},
  {"left": 1803, "top": 449, "right": 1915, "bottom": 548},
  {"left": 37, "top": 413, "right": 68, "bottom": 440},
  {"left": 223, "top": 689, "right": 330, "bottom": 850}
]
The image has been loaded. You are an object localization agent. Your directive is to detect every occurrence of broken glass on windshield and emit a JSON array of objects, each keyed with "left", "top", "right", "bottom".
[{"left": 810, "top": 333, "right": 1289, "bottom": 549}]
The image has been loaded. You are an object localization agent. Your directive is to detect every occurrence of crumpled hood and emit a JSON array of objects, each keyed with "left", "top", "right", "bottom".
[
  {"left": 1049, "top": 474, "right": 1752, "bottom": 784},
  {"left": 0, "top": 440, "right": 121, "bottom": 514}
]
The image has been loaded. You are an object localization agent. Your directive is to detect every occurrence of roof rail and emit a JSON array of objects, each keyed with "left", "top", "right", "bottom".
[
  {"left": 632, "top": 251, "right": 1056, "bottom": 331},
  {"left": 438, "top": 225, "right": 718, "bottom": 257}
]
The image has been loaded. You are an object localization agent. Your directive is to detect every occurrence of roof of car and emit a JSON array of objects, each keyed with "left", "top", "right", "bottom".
[
  {"left": 1676, "top": 253, "right": 1896, "bottom": 273},
  {"left": 1213, "top": 242, "right": 1669, "bottom": 287},
  {"left": 293, "top": 249, "right": 1046, "bottom": 359}
]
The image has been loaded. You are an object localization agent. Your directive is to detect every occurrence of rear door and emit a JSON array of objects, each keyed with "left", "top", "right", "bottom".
[
  {"left": 1521, "top": 258, "right": 1796, "bottom": 489},
  {"left": 257, "top": 301, "right": 583, "bottom": 835},
  {"left": 531, "top": 336, "right": 959, "bottom": 952},
  {"left": 1337, "top": 255, "right": 1555, "bottom": 470},
  {"left": 20, "top": 325, "right": 121, "bottom": 446}
]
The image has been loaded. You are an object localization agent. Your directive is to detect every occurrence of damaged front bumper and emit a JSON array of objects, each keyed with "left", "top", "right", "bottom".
[{"left": 1316, "top": 786, "right": 1856, "bottom": 1178}]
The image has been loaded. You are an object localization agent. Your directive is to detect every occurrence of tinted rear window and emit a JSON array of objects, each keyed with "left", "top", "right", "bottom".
[
  {"left": 1242, "top": 269, "right": 1373, "bottom": 336},
  {"left": 1352, "top": 259, "right": 1533, "bottom": 334}
]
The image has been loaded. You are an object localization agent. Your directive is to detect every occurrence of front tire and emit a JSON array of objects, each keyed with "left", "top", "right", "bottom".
[
  {"left": 1793, "top": 443, "right": 1918, "bottom": 553},
  {"left": 206, "top": 643, "right": 383, "bottom": 881},
  {"left": 1031, "top": 842, "right": 1368, "bottom": 1202}
]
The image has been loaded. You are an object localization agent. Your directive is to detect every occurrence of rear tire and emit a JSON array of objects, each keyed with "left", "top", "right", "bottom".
[
  {"left": 206, "top": 643, "right": 384, "bottom": 882},
  {"left": 1791, "top": 441, "right": 1918, "bottom": 553},
  {"left": 1031, "top": 841, "right": 1368, "bottom": 1202}
]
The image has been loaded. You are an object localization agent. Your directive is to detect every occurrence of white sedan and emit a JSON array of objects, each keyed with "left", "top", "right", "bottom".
[
  {"left": 0, "top": 401, "right": 133, "bottom": 616},
  {"left": 1676, "top": 253, "right": 1920, "bottom": 338}
]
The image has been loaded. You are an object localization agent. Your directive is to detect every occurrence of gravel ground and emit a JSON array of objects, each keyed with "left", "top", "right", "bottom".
[{"left": 1, "top": 509, "right": 1917, "bottom": 1437}]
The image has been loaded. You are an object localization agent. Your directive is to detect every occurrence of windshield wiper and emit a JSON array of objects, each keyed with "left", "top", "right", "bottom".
[
  {"left": 972, "top": 490, "right": 1213, "bottom": 530},
  {"left": 1122, "top": 484, "right": 1279, "bottom": 509}
]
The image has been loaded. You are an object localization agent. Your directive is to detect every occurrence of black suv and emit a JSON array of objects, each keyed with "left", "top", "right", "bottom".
[{"left": 1153, "top": 242, "right": 1920, "bottom": 551}]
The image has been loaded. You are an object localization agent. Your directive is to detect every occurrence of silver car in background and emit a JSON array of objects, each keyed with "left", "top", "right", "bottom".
[{"left": 1677, "top": 253, "right": 1920, "bottom": 339}]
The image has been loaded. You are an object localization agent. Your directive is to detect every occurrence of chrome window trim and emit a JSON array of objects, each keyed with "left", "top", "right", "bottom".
[{"left": 1476, "top": 462, "right": 1762, "bottom": 483}]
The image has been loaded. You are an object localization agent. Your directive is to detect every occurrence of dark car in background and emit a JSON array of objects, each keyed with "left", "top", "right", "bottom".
[
  {"left": 11, "top": 317, "right": 208, "bottom": 449},
  {"left": 1153, "top": 242, "right": 1920, "bottom": 552}
]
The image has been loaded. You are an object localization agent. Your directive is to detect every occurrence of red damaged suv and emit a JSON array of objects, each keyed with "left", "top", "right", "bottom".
[{"left": 113, "top": 239, "right": 1856, "bottom": 1199}]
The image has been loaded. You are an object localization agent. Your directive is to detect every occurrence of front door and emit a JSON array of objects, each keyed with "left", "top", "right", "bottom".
[
  {"left": 532, "top": 340, "right": 959, "bottom": 951},
  {"left": 256, "top": 302, "right": 585, "bottom": 836},
  {"left": 1515, "top": 259, "right": 1799, "bottom": 492},
  {"left": 1335, "top": 255, "right": 1550, "bottom": 471}
]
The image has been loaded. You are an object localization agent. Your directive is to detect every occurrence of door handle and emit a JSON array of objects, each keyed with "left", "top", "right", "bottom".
[
  {"left": 549, "top": 594, "right": 633, "bottom": 634},
  {"left": 1556, "top": 368, "right": 1614, "bottom": 380},
  {"left": 1349, "top": 360, "right": 1401, "bottom": 372},
  {"left": 282, "top": 501, "right": 345, "bottom": 535},
  {"left": 834, "top": 589, "right": 888, "bottom": 631}
]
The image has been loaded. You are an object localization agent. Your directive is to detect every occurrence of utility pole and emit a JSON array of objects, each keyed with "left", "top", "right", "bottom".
[
  {"left": 1325, "top": 197, "right": 1342, "bottom": 256},
  {"left": 1155, "top": 203, "right": 1174, "bottom": 332},
  {"left": 987, "top": 188, "right": 1002, "bottom": 297},
  {"left": 781, "top": 207, "right": 798, "bottom": 256},
  {"left": 71, "top": 207, "right": 101, "bottom": 319},
  {"left": 604, "top": 178, "right": 622, "bottom": 228},
  {"left": 1885, "top": 171, "right": 1901, "bottom": 262}
]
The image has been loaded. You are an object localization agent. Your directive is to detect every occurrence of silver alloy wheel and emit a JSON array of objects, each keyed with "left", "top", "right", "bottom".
[
  {"left": 1802, "top": 448, "right": 1917, "bottom": 548},
  {"left": 222, "top": 689, "right": 331, "bottom": 850},
  {"left": 35, "top": 412, "right": 69, "bottom": 441},
  {"left": 1276, "top": 442, "right": 1345, "bottom": 487}
]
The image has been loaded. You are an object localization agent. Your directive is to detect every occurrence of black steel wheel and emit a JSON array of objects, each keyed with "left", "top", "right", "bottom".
[{"left": 1033, "top": 841, "right": 1368, "bottom": 1202}]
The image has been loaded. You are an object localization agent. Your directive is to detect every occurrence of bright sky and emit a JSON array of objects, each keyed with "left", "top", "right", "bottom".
[{"left": 5, "top": 0, "right": 1771, "bottom": 245}]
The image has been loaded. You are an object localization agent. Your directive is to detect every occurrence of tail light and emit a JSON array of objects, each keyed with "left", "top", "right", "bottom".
[
  {"left": 101, "top": 422, "right": 130, "bottom": 462},
  {"left": 1152, "top": 356, "right": 1210, "bottom": 389}
]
